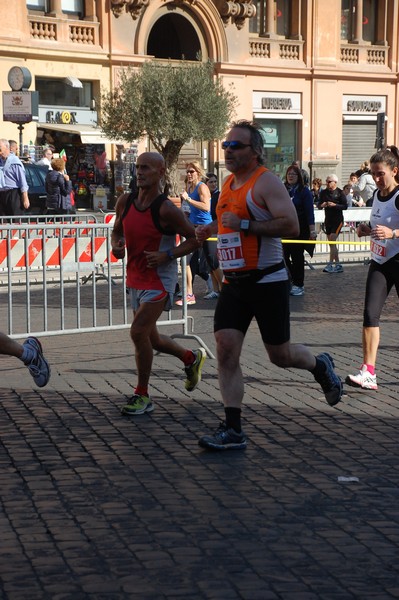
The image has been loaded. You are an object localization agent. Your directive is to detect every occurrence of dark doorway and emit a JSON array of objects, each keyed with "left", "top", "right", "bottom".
[{"left": 147, "top": 14, "right": 201, "bottom": 60}]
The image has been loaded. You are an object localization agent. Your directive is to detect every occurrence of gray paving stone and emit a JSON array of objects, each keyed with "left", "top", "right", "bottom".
[{"left": 1, "top": 265, "right": 399, "bottom": 598}]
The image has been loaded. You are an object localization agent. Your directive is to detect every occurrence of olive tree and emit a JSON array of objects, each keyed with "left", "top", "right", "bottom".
[{"left": 100, "top": 60, "right": 237, "bottom": 194}]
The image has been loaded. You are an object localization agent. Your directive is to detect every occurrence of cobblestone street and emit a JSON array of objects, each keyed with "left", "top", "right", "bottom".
[{"left": 1, "top": 264, "right": 399, "bottom": 599}]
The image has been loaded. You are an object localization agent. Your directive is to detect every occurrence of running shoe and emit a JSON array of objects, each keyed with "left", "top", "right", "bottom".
[
  {"left": 345, "top": 365, "right": 378, "bottom": 390},
  {"left": 203, "top": 291, "right": 219, "bottom": 299},
  {"left": 22, "top": 337, "right": 51, "bottom": 388},
  {"left": 121, "top": 394, "right": 154, "bottom": 416},
  {"left": 334, "top": 263, "right": 344, "bottom": 273},
  {"left": 175, "top": 294, "right": 196, "bottom": 306},
  {"left": 290, "top": 285, "right": 304, "bottom": 296},
  {"left": 199, "top": 423, "right": 247, "bottom": 451},
  {"left": 184, "top": 348, "right": 206, "bottom": 391},
  {"left": 314, "top": 353, "right": 343, "bottom": 407},
  {"left": 323, "top": 263, "right": 334, "bottom": 273}
]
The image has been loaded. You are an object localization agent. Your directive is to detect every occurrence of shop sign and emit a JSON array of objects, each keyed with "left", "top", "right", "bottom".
[
  {"left": 253, "top": 91, "right": 301, "bottom": 114},
  {"left": 2, "top": 91, "right": 39, "bottom": 123},
  {"left": 342, "top": 95, "right": 386, "bottom": 115},
  {"left": 45, "top": 110, "right": 77, "bottom": 124},
  {"left": 38, "top": 106, "right": 98, "bottom": 126},
  {"left": 262, "top": 98, "right": 292, "bottom": 110}
]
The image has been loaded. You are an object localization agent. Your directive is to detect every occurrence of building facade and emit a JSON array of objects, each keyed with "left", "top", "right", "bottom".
[{"left": 1, "top": 0, "right": 399, "bottom": 193}]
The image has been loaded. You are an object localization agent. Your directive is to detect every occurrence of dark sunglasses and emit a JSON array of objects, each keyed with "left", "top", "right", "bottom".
[
  {"left": 221, "top": 141, "right": 251, "bottom": 150},
  {"left": 186, "top": 169, "right": 196, "bottom": 174}
]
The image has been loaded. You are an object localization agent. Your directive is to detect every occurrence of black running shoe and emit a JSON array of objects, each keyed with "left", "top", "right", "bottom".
[
  {"left": 198, "top": 423, "right": 247, "bottom": 451},
  {"left": 314, "top": 353, "right": 343, "bottom": 407},
  {"left": 23, "top": 337, "right": 51, "bottom": 388}
]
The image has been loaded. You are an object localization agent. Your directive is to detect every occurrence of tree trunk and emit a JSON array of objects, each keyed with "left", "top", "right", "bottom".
[{"left": 162, "top": 139, "right": 184, "bottom": 196}]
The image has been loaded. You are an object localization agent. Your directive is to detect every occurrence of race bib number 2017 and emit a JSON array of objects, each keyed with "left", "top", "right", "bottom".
[{"left": 217, "top": 232, "right": 246, "bottom": 270}]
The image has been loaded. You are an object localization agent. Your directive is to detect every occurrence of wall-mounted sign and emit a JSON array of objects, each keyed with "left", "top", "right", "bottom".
[
  {"left": 2, "top": 91, "right": 38, "bottom": 123},
  {"left": 253, "top": 91, "right": 301, "bottom": 114},
  {"left": 342, "top": 95, "right": 386, "bottom": 115},
  {"left": 45, "top": 110, "right": 78, "bottom": 124},
  {"left": 262, "top": 98, "right": 292, "bottom": 110},
  {"left": 38, "top": 106, "right": 97, "bottom": 126}
]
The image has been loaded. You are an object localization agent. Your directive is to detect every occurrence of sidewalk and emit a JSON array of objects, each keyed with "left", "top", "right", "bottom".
[{"left": 1, "top": 264, "right": 399, "bottom": 599}]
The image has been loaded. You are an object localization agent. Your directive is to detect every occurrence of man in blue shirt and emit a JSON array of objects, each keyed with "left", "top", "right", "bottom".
[{"left": 0, "top": 138, "right": 29, "bottom": 215}]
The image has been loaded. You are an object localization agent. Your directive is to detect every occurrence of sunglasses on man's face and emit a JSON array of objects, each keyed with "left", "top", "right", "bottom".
[{"left": 221, "top": 141, "right": 251, "bottom": 151}]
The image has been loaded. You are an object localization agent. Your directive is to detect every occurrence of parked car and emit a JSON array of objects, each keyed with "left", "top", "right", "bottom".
[{"left": 22, "top": 161, "right": 48, "bottom": 215}]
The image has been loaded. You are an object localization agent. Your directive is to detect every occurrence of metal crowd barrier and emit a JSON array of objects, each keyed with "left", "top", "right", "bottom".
[
  {"left": 0, "top": 219, "right": 214, "bottom": 357},
  {"left": 0, "top": 208, "right": 372, "bottom": 345}
]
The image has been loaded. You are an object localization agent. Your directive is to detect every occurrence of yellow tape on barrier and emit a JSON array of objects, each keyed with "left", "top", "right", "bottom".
[
  {"left": 281, "top": 239, "right": 370, "bottom": 245},
  {"left": 208, "top": 236, "right": 370, "bottom": 246}
]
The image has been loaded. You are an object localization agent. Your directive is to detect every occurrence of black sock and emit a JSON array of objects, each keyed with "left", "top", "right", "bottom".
[
  {"left": 310, "top": 357, "right": 326, "bottom": 378},
  {"left": 224, "top": 407, "right": 242, "bottom": 433}
]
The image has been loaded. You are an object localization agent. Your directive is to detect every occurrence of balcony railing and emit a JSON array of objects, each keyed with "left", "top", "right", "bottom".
[
  {"left": 340, "top": 43, "right": 388, "bottom": 67},
  {"left": 29, "top": 16, "right": 99, "bottom": 46},
  {"left": 249, "top": 38, "right": 304, "bottom": 62}
]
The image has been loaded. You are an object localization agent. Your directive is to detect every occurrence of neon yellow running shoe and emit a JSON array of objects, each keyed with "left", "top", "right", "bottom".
[
  {"left": 184, "top": 348, "right": 206, "bottom": 392},
  {"left": 121, "top": 394, "right": 154, "bottom": 416}
]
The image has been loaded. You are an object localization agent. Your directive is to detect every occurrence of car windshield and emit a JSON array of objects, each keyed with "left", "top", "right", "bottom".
[{"left": 24, "top": 164, "right": 46, "bottom": 188}]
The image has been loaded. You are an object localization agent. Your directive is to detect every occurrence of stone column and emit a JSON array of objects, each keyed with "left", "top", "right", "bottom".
[
  {"left": 263, "top": 0, "right": 277, "bottom": 38},
  {"left": 352, "top": 0, "right": 364, "bottom": 43},
  {"left": 48, "top": 0, "right": 63, "bottom": 17},
  {"left": 84, "top": 0, "right": 98, "bottom": 21}
]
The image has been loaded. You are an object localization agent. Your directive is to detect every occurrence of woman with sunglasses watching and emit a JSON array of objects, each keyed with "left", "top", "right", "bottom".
[{"left": 177, "top": 161, "right": 212, "bottom": 305}]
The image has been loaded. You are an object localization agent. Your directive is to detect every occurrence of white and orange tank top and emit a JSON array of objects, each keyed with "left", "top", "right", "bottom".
[{"left": 216, "top": 166, "right": 286, "bottom": 282}]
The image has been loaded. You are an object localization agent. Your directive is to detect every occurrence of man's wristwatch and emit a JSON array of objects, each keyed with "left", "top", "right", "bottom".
[
  {"left": 240, "top": 219, "right": 250, "bottom": 236},
  {"left": 392, "top": 229, "right": 397, "bottom": 240}
]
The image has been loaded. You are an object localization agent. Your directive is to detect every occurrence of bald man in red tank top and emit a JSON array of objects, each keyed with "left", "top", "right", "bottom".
[{"left": 111, "top": 152, "right": 206, "bottom": 416}]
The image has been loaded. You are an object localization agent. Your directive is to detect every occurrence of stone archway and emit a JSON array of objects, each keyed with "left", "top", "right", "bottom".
[
  {"left": 147, "top": 13, "right": 201, "bottom": 60},
  {"left": 135, "top": 0, "right": 228, "bottom": 62}
]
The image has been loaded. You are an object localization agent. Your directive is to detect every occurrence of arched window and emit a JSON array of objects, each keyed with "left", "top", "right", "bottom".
[
  {"left": 276, "top": 0, "right": 291, "bottom": 37},
  {"left": 249, "top": 0, "right": 300, "bottom": 40},
  {"left": 363, "top": 0, "right": 377, "bottom": 43},
  {"left": 62, "top": 0, "right": 84, "bottom": 16},
  {"left": 341, "top": 0, "right": 382, "bottom": 44},
  {"left": 27, "top": 0, "right": 48, "bottom": 10},
  {"left": 26, "top": 0, "right": 85, "bottom": 17}
]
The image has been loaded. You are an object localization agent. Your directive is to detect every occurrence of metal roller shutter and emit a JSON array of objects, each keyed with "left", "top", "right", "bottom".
[{"left": 342, "top": 122, "right": 376, "bottom": 184}]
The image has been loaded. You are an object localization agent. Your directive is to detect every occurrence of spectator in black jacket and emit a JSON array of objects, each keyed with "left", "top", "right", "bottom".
[
  {"left": 45, "top": 158, "right": 72, "bottom": 216},
  {"left": 317, "top": 174, "right": 348, "bottom": 273}
]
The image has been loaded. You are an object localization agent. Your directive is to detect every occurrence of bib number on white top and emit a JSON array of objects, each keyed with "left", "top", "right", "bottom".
[
  {"left": 217, "top": 232, "right": 246, "bottom": 270},
  {"left": 370, "top": 239, "right": 387, "bottom": 264}
]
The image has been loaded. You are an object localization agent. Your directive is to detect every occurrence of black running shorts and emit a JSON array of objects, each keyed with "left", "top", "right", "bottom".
[
  {"left": 324, "top": 221, "right": 343, "bottom": 236},
  {"left": 214, "top": 279, "right": 291, "bottom": 345}
]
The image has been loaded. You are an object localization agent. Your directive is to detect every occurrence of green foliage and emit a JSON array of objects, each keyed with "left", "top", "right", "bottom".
[{"left": 100, "top": 60, "right": 237, "bottom": 192}]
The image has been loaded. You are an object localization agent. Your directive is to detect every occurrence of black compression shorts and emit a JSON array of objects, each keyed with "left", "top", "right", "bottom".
[
  {"left": 214, "top": 279, "right": 291, "bottom": 345},
  {"left": 364, "top": 256, "right": 399, "bottom": 327},
  {"left": 324, "top": 221, "right": 343, "bottom": 236}
]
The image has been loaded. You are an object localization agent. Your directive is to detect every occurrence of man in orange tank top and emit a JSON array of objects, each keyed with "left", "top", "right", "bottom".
[{"left": 196, "top": 121, "right": 343, "bottom": 451}]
